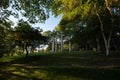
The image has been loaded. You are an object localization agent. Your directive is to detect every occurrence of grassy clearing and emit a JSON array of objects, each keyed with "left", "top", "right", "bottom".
[{"left": 0, "top": 51, "right": 120, "bottom": 80}]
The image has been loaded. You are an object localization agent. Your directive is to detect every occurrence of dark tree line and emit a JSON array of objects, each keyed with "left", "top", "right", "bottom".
[{"left": 0, "top": 20, "right": 47, "bottom": 58}]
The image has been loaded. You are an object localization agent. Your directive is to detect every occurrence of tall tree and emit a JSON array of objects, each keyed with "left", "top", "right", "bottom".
[
  {"left": 14, "top": 20, "right": 46, "bottom": 57},
  {"left": 52, "top": 0, "right": 120, "bottom": 55}
]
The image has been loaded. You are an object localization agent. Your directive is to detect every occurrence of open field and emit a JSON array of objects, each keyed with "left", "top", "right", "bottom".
[{"left": 0, "top": 51, "right": 120, "bottom": 80}]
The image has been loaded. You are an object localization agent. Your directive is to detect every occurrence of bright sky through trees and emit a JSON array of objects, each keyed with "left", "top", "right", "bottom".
[
  {"left": 9, "top": 13, "right": 61, "bottom": 31},
  {"left": 35, "top": 14, "right": 61, "bottom": 31}
]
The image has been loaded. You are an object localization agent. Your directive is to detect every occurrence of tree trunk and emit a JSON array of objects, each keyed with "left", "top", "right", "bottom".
[
  {"left": 52, "top": 37, "right": 55, "bottom": 52},
  {"left": 60, "top": 33, "right": 63, "bottom": 52},
  {"left": 25, "top": 43, "right": 29, "bottom": 57},
  {"left": 96, "top": 38, "right": 100, "bottom": 52},
  {"left": 96, "top": 10, "right": 112, "bottom": 56},
  {"left": 68, "top": 36, "right": 72, "bottom": 52},
  {"left": 103, "top": 31, "right": 112, "bottom": 56},
  {"left": 106, "top": 45, "right": 110, "bottom": 56},
  {"left": 104, "top": 38, "right": 109, "bottom": 56},
  {"left": 55, "top": 37, "right": 57, "bottom": 52},
  {"left": 69, "top": 41, "right": 72, "bottom": 52},
  {"left": 0, "top": 53, "right": 3, "bottom": 58},
  {"left": 94, "top": 2, "right": 113, "bottom": 56},
  {"left": 104, "top": 0, "right": 113, "bottom": 56}
]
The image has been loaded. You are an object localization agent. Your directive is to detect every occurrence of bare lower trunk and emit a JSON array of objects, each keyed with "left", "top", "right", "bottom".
[
  {"left": 60, "top": 33, "right": 63, "bottom": 52},
  {"left": 106, "top": 45, "right": 110, "bottom": 56},
  {"left": 69, "top": 41, "right": 72, "bottom": 52},
  {"left": 104, "top": 0, "right": 113, "bottom": 56},
  {"left": 102, "top": 32, "right": 111, "bottom": 56},
  {"left": 96, "top": 9, "right": 112, "bottom": 56},
  {"left": 68, "top": 36, "right": 72, "bottom": 52},
  {"left": 52, "top": 37, "right": 55, "bottom": 52},
  {"left": 96, "top": 38, "right": 100, "bottom": 52},
  {"left": 104, "top": 39, "right": 109, "bottom": 56},
  {"left": 25, "top": 44, "right": 29, "bottom": 57},
  {"left": 55, "top": 37, "right": 57, "bottom": 52}
]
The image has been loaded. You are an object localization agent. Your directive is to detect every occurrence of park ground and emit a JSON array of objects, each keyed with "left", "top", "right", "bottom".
[{"left": 0, "top": 51, "right": 120, "bottom": 80}]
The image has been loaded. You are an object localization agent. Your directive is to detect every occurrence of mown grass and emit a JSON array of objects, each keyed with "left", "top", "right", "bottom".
[{"left": 0, "top": 51, "right": 120, "bottom": 80}]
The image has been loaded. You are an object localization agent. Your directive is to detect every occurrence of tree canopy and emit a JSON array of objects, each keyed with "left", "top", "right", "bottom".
[
  {"left": 51, "top": 0, "right": 120, "bottom": 55},
  {"left": 0, "top": 0, "right": 53, "bottom": 23},
  {"left": 14, "top": 20, "right": 47, "bottom": 57}
]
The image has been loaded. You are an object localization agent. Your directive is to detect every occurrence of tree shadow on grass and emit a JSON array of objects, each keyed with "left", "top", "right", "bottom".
[
  {"left": 44, "top": 67, "right": 120, "bottom": 80},
  {"left": 0, "top": 63, "right": 42, "bottom": 80},
  {"left": 1, "top": 62, "right": 120, "bottom": 80},
  {"left": 0, "top": 53, "right": 120, "bottom": 80}
]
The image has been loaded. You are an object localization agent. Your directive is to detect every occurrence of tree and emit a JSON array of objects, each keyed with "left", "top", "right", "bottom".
[
  {"left": 0, "top": 21, "right": 6, "bottom": 58},
  {"left": 56, "top": 16, "right": 82, "bottom": 51},
  {"left": 42, "top": 30, "right": 53, "bottom": 51},
  {"left": 14, "top": 20, "right": 46, "bottom": 57},
  {"left": 0, "top": 20, "right": 14, "bottom": 57},
  {"left": 54, "top": 27, "right": 64, "bottom": 52},
  {"left": 0, "top": 0, "right": 53, "bottom": 23},
  {"left": 50, "top": 30, "right": 58, "bottom": 52},
  {"left": 52, "top": 0, "right": 120, "bottom": 55}
]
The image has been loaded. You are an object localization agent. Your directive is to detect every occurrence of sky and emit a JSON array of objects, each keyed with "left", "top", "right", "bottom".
[
  {"left": 32, "top": 15, "right": 62, "bottom": 31},
  {"left": 9, "top": 14, "right": 62, "bottom": 32}
]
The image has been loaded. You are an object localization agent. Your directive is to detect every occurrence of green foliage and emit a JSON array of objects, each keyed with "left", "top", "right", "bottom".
[
  {"left": 0, "top": 0, "right": 53, "bottom": 23},
  {"left": 0, "top": 19, "right": 49, "bottom": 58},
  {"left": 0, "top": 26, "right": 6, "bottom": 58},
  {"left": 51, "top": 0, "right": 120, "bottom": 54},
  {"left": 14, "top": 20, "right": 47, "bottom": 57},
  {"left": 0, "top": 20, "right": 15, "bottom": 57},
  {"left": 52, "top": 0, "right": 105, "bottom": 20}
]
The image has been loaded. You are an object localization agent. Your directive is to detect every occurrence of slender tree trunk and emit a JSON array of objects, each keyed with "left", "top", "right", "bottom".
[
  {"left": 69, "top": 41, "right": 71, "bottom": 52},
  {"left": 98, "top": 16, "right": 111, "bottom": 56},
  {"left": 68, "top": 36, "right": 72, "bottom": 52},
  {"left": 25, "top": 43, "right": 29, "bottom": 57},
  {"left": 52, "top": 37, "right": 55, "bottom": 52},
  {"left": 104, "top": 0, "right": 114, "bottom": 56},
  {"left": 102, "top": 33, "right": 111, "bottom": 56},
  {"left": 96, "top": 10, "right": 112, "bottom": 56},
  {"left": 96, "top": 38, "right": 100, "bottom": 52},
  {"left": 94, "top": 1, "right": 114, "bottom": 56},
  {"left": 60, "top": 33, "right": 63, "bottom": 52},
  {"left": 55, "top": 37, "right": 57, "bottom": 52}
]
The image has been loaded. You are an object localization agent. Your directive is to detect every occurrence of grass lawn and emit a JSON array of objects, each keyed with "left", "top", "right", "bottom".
[{"left": 0, "top": 51, "right": 120, "bottom": 80}]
